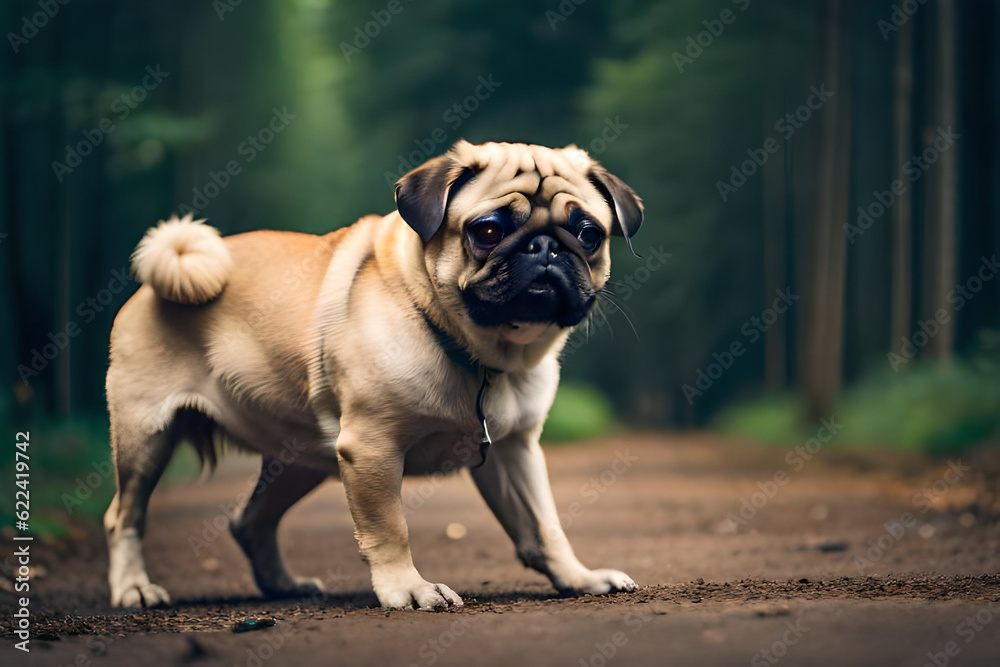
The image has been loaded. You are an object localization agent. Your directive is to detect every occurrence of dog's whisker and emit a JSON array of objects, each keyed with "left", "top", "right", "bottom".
[{"left": 597, "top": 293, "right": 640, "bottom": 342}]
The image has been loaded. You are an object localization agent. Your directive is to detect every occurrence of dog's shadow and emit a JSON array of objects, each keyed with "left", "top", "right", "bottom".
[{"left": 168, "top": 587, "right": 560, "bottom": 612}]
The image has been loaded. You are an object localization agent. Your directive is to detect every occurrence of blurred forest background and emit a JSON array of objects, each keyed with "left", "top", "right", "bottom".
[{"left": 1, "top": 0, "right": 999, "bottom": 528}]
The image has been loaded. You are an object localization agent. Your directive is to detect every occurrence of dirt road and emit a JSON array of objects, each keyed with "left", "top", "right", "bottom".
[{"left": 3, "top": 434, "right": 1000, "bottom": 666}]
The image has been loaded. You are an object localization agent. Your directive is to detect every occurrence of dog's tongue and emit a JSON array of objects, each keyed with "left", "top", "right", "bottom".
[{"left": 503, "top": 322, "right": 552, "bottom": 345}]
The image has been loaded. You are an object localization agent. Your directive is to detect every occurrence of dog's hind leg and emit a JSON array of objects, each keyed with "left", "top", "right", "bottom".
[
  {"left": 104, "top": 420, "right": 177, "bottom": 608},
  {"left": 230, "top": 459, "right": 329, "bottom": 597}
]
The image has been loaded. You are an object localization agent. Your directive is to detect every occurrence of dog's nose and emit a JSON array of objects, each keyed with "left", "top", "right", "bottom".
[{"left": 524, "top": 235, "right": 559, "bottom": 260}]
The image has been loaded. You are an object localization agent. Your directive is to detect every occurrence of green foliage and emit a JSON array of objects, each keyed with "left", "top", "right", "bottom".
[
  {"left": 542, "top": 383, "right": 616, "bottom": 443},
  {"left": 715, "top": 360, "right": 1000, "bottom": 455},
  {"left": 713, "top": 394, "right": 805, "bottom": 445}
]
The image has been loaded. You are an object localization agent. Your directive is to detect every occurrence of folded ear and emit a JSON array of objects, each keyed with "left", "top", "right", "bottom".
[
  {"left": 394, "top": 155, "right": 474, "bottom": 243},
  {"left": 588, "top": 165, "right": 644, "bottom": 241}
]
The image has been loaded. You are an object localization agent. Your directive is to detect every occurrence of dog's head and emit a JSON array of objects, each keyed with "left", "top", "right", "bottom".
[{"left": 395, "top": 141, "right": 642, "bottom": 352}]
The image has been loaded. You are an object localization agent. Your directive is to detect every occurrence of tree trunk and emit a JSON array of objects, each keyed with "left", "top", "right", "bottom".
[
  {"left": 891, "top": 15, "right": 914, "bottom": 360},
  {"left": 923, "top": 0, "right": 958, "bottom": 360},
  {"left": 803, "top": 0, "right": 849, "bottom": 422},
  {"left": 763, "top": 89, "right": 787, "bottom": 391}
]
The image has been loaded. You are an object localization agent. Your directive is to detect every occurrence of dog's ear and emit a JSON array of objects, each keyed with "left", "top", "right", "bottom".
[
  {"left": 395, "top": 155, "right": 474, "bottom": 243},
  {"left": 588, "top": 165, "right": 644, "bottom": 241}
]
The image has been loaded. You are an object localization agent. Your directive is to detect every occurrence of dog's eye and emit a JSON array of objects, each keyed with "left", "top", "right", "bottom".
[
  {"left": 576, "top": 224, "right": 604, "bottom": 254},
  {"left": 468, "top": 217, "right": 505, "bottom": 249}
]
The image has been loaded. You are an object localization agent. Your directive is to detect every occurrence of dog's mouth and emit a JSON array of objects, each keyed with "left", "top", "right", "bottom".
[{"left": 463, "top": 259, "right": 596, "bottom": 329}]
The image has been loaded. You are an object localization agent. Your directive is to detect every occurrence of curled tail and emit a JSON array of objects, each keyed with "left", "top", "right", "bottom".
[{"left": 131, "top": 213, "right": 233, "bottom": 305}]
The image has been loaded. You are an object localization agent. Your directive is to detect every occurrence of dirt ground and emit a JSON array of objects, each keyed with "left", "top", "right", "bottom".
[{"left": 3, "top": 433, "right": 1000, "bottom": 666}]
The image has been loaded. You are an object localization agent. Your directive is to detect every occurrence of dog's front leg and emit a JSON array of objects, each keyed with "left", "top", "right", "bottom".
[
  {"left": 472, "top": 427, "right": 637, "bottom": 595},
  {"left": 335, "top": 424, "right": 462, "bottom": 610}
]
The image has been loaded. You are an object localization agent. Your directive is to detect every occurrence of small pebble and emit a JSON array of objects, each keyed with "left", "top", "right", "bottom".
[
  {"left": 446, "top": 523, "right": 468, "bottom": 539},
  {"left": 918, "top": 524, "right": 936, "bottom": 539},
  {"left": 233, "top": 617, "right": 276, "bottom": 633}
]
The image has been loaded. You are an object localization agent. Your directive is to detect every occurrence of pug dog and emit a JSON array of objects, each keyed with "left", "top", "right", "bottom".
[{"left": 104, "top": 140, "right": 643, "bottom": 610}]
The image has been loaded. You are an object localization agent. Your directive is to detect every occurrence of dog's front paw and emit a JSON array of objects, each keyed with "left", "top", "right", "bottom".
[
  {"left": 113, "top": 582, "right": 172, "bottom": 608},
  {"left": 373, "top": 571, "right": 463, "bottom": 611},
  {"left": 557, "top": 568, "right": 638, "bottom": 596}
]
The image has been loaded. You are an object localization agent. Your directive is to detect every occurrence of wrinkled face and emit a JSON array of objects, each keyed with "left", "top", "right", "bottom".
[{"left": 395, "top": 141, "right": 643, "bottom": 337}]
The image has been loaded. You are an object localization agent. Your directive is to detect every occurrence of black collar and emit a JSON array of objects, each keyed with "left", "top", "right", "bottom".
[{"left": 420, "top": 311, "right": 503, "bottom": 375}]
